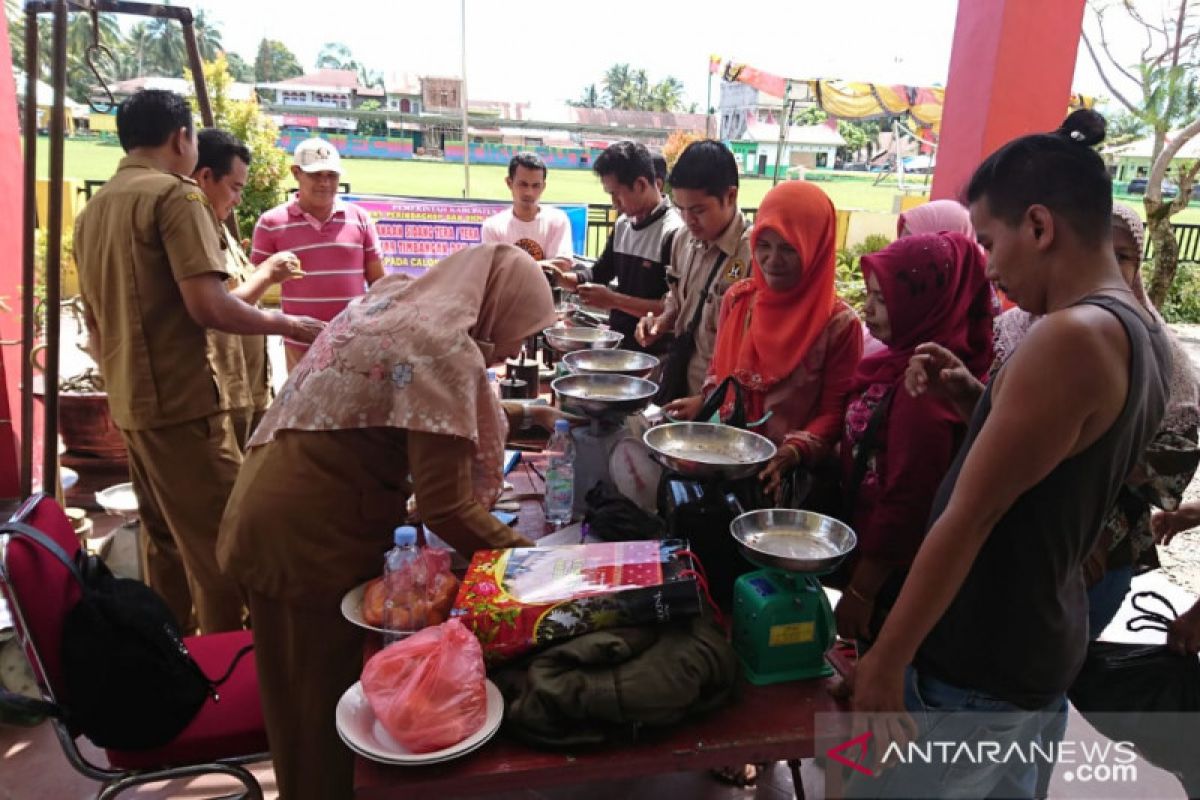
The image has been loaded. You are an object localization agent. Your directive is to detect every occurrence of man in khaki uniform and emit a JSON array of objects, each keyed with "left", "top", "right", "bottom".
[
  {"left": 193, "top": 128, "right": 304, "bottom": 444},
  {"left": 73, "top": 90, "right": 324, "bottom": 633},
  {"left": 636, "top": 140, "right": 751, "bottom": 401}
]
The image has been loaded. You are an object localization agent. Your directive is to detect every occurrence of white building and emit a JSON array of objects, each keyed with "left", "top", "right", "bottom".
[
  {"left": 729, "top": 122, "right": 845, "bottom": 177},
  {"left": 1105, "top": 131, "right": 1200, "bottom": 185}
]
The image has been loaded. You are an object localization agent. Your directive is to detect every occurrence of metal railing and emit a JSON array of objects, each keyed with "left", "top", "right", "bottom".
[{"left": 1146, "top": 223, "right": 1200, "bottom": 263}]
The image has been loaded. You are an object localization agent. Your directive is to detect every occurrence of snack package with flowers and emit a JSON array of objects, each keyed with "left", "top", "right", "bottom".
[{"left": 451, "top": 540, "right": 702, "bottom": 665}]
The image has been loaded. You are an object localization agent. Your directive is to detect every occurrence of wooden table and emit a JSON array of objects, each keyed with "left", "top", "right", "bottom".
[
  {"left": 354, "top": 446, "right": 848, "bottom": 798},
  {"left": 354, "top": 676, "right": 843, "bottom": 798}
]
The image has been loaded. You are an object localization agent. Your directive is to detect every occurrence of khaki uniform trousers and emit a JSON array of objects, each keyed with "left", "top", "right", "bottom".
[
  {"left": 218, "top": 429, "right": 410, "bottom": 800},
  {"left": 121, "top": 411, "right": 246, "bottom": 634}
]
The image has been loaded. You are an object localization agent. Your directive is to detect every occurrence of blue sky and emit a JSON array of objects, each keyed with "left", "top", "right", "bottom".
[{"left": 119, "top": 0, "right": 1144, "bottom": 113}]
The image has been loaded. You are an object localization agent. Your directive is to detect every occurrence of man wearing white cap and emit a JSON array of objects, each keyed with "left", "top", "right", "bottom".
[{"left": 251, "top": 138, "right": 384, "bottom": 371}]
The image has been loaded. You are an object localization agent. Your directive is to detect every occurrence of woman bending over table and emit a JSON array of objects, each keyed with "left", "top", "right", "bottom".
[
  {"left": 663, "top": 180, "right": 863, "bottom": 497},
  {"left": 216, "top": 244, "right": 561, "bottom": 800}
]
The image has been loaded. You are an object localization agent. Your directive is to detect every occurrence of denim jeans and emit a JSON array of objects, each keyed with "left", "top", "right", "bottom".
[{"left": 847, "top": 666, "right": 1066, "bottom": 799}]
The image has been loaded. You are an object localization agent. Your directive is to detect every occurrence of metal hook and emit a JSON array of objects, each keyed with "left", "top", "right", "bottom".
[{"left": 84, "top": 5, "right": 116, "bottom": 115}]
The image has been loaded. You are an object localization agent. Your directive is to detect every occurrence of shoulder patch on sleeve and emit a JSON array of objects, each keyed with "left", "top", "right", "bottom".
[{"left": 725, "top": 258, "right": 748, "bottom": 282}]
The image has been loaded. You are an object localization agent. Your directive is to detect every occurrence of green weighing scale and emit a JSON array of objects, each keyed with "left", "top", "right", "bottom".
[{"left": 729, "top": 509, "right": 858, "bottom": 685}]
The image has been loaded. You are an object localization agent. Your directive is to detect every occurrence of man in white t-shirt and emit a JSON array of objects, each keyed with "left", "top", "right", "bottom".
[{"left": 481, "top": 153, "right": 574, "bottom": 270}]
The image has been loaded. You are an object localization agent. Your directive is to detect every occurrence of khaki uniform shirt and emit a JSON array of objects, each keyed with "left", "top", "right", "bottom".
[
  {"left": 661, "top": 212, "right": 752, "bottom": 395},
  {"left": 213, "top": 227, "right": 271, "bottom": 412},
  {"left": 74, "top": 155, "right": 237, "bottom": 430}
]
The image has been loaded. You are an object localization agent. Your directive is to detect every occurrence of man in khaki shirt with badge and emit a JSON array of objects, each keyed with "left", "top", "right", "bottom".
[
  {"left": 73, "top": 90, "right": 323, "bottom": 633},
  {"left": 636, "top": 140, "right": 751, "bottom": 402},
  {"left": 192, "top": 128, "right": 305, "bottom": 442}
]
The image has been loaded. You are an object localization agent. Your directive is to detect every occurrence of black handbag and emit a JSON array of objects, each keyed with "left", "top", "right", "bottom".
[
  {"left": 1068, "top": 591, "right": 1200, "bottom": 794},
  {"left": 653, "top": 253, "right": 728, "bottom": 405},
  {"left": 2, "top": 522, "right": 252, "bottom": 750}
]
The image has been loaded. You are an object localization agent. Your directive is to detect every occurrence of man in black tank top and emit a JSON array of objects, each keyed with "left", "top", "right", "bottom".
[{"left": 845, "top": 113, "right": 1172, "bottom": 799}]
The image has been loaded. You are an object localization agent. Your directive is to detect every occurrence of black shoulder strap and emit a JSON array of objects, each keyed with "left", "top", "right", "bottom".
[
  {"left": 695, "top": 375, "right": 747, "bottom": 429},
  {"left": 844, "top": 387, "right": 895, "bottom": 514},
  {"left": 683, "top": 252, "right": 729, "bottom": 337},
  {"left": 660, "top": 227, "right": 679, "bottom": 267},
  {"left": 1, "top": 522, "right": 84, "bottom": 587}
]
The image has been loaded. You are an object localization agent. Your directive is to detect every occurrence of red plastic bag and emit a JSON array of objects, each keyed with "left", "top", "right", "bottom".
[{"left": 360, "top": 619, "right": 487, "bottom": 753}]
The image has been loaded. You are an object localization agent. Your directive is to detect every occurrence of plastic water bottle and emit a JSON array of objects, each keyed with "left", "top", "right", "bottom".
[
  {"left": 487, "top": 369, "right": 499, "bottom": 396},
  {"left": 383, "top": 525, "right": 428, "bottom": 643},
  {"left": 544, "top": 419, "right": 575, "bottom": 527}
]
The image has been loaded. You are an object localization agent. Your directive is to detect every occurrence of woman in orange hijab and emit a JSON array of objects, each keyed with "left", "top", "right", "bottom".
[{"left": 663, "top": 181, "right": 863, "bottom": 495}]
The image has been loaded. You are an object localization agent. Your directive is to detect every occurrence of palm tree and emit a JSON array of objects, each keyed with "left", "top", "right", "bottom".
[
  {"left": 569, "top": 83, "right": 600, "bottom": 108},
  {"left": 191, "top": 10, "right": 224, "bottom": 62},
  {"left": 114, "top": 22, "right": 154, "bottom": 79},
  {"left": 648, "top": 77, "right": 684, "bottom": 112},
  {"left": 316, "top": 41, "right": 355, "bottom": 71},
  {"left": 6, "top": 0, "right": 24, "bottom": 71},
  {"left": 66, "top": 10, "right": 119, "bottom": 58},
  {"left": 602, "top": 63, "right": 633, "bottom": 108},
  {"left": 145, "top": 13, "right": 186, "bottom": 76}
]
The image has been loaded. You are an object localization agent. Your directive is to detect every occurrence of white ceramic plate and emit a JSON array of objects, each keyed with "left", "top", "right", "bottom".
[
  {"left": 95, "top": 482, "right": 138, "bottom": 515},
  {"left": 336, "top": 679, "right": 503, "bottom": 765},
  {"left": 340, "top": 580, "right": 416, "bottom": 637}
]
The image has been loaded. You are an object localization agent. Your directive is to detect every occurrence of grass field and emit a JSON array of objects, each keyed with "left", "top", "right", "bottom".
[{"left": 34, "top": 136, "right": 1200, "bottom": 223}]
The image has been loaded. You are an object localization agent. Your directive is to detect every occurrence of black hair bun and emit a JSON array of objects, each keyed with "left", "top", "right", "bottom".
[{"left": 1056, "top": 109, "right": 1106, "bottom": 147}]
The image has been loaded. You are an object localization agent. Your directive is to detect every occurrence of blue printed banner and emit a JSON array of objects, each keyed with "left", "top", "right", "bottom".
[{"left": 349, "top": 196, "right": 587, "bottom": 277}]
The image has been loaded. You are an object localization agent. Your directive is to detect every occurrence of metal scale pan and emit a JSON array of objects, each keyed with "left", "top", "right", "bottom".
[
  {"left": 642, "top": 422, "right": 776, "bottom": 482},
  {"left": 542, "top": 326, "right": 623, "bottom": 353},
  {"left": 730, "top": 509, "right": 857, "bottom": 575},
  {"left": 562, "top": 349, "right": 659, "bottom": 380},
  {"left": 551, "top": 374, "right": 658, "bottom": 420}
]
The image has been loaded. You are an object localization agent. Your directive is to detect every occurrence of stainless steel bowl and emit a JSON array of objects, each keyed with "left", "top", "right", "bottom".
[
  {"left": 542, "top": 326, "right": 623, "bottom": 353},
  {"left": 642, "top": 422, "right": 776, "bottom": 481},
  {"left": 551, "top": 373, "right": 658, "bottom": 418},
  {"left": 563, "top": 349, "right": 660, "bottom": 379},
  {"left": 730, "top": 509, "right": 857, "bottom": 574}
]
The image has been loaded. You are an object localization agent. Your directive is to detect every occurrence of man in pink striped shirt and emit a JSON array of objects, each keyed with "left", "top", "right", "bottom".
[{"left": 251, "top": 138, "right": 384, "bottom": 371}]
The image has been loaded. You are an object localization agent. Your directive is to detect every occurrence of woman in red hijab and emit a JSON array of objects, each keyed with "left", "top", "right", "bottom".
[
  {"left": 834, "top": 231, "right": 996, "bottom": 644},
  {"left": 663, "top": 181, "right": 863, "bottom": 495}
]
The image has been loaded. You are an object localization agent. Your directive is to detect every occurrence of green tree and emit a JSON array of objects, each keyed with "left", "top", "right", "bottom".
[
  {"left": 254, "top": 38, "right": 303, "bottom": 82},
  {"left": 592, "top": 64, "right": 689, "bottom": 112},
  {"left": 113, "top": 22, "right": 154, "bottom": 80},
  {"left": 356, "top": 99, "right": 386, "bottom": 137},
  {"left": 316, "top": 41, "right": 357, "bottom": 71},
  {"left": 1082, "top": 0, "right": 1200, "bottom": 305},
  {"left": 191, "top": 10, "right": 223, "bottom": 61},
  {"left": 647, "top": 77, "right": 684, "bottom": 112},
  {"left": 6, "top": 0, "right": 22, "bottom": 73},
  {"left": 794, "top": 105, "right": 827, "bottom": 126},
  {"left": 145, "top": 13, "right": 184, "bottom": 75},
  {"left": 568, "top": 83, "right": 600, "bottom": 108},
  {"left": 224, "top": 51, "right": 255, "bottom": 83},
  {"left": 187, "top": 54, "right": 290, "bottom": 231},
  {"left": 1105, "top": 110, "right": 1149, "bottom": 144},
  {"left": 64, "top": 11, "right": 120, "bottom": 103}
]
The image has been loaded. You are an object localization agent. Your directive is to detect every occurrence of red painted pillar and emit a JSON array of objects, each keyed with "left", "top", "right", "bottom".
[
  {"left": 0, "top": 12, "right": 28, "bottom": 499},
  {"left": 932, "top": 0, "right": 1087, "bottom": 201}
]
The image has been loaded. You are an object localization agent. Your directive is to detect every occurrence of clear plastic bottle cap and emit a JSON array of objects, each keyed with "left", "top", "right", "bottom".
[
  {"left": 486, "top": 369, "right": 497, "bottom": 383},
  {"left": 393, "top": 525, "right": 418, "bottom": 546},
  {"left": 554, "top": 419, "right": 570, "bottom": 433}
]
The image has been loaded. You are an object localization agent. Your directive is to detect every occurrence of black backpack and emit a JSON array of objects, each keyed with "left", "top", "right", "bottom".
[{"left": 2, "top": 521, "right": 251, "bottom": 750}]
